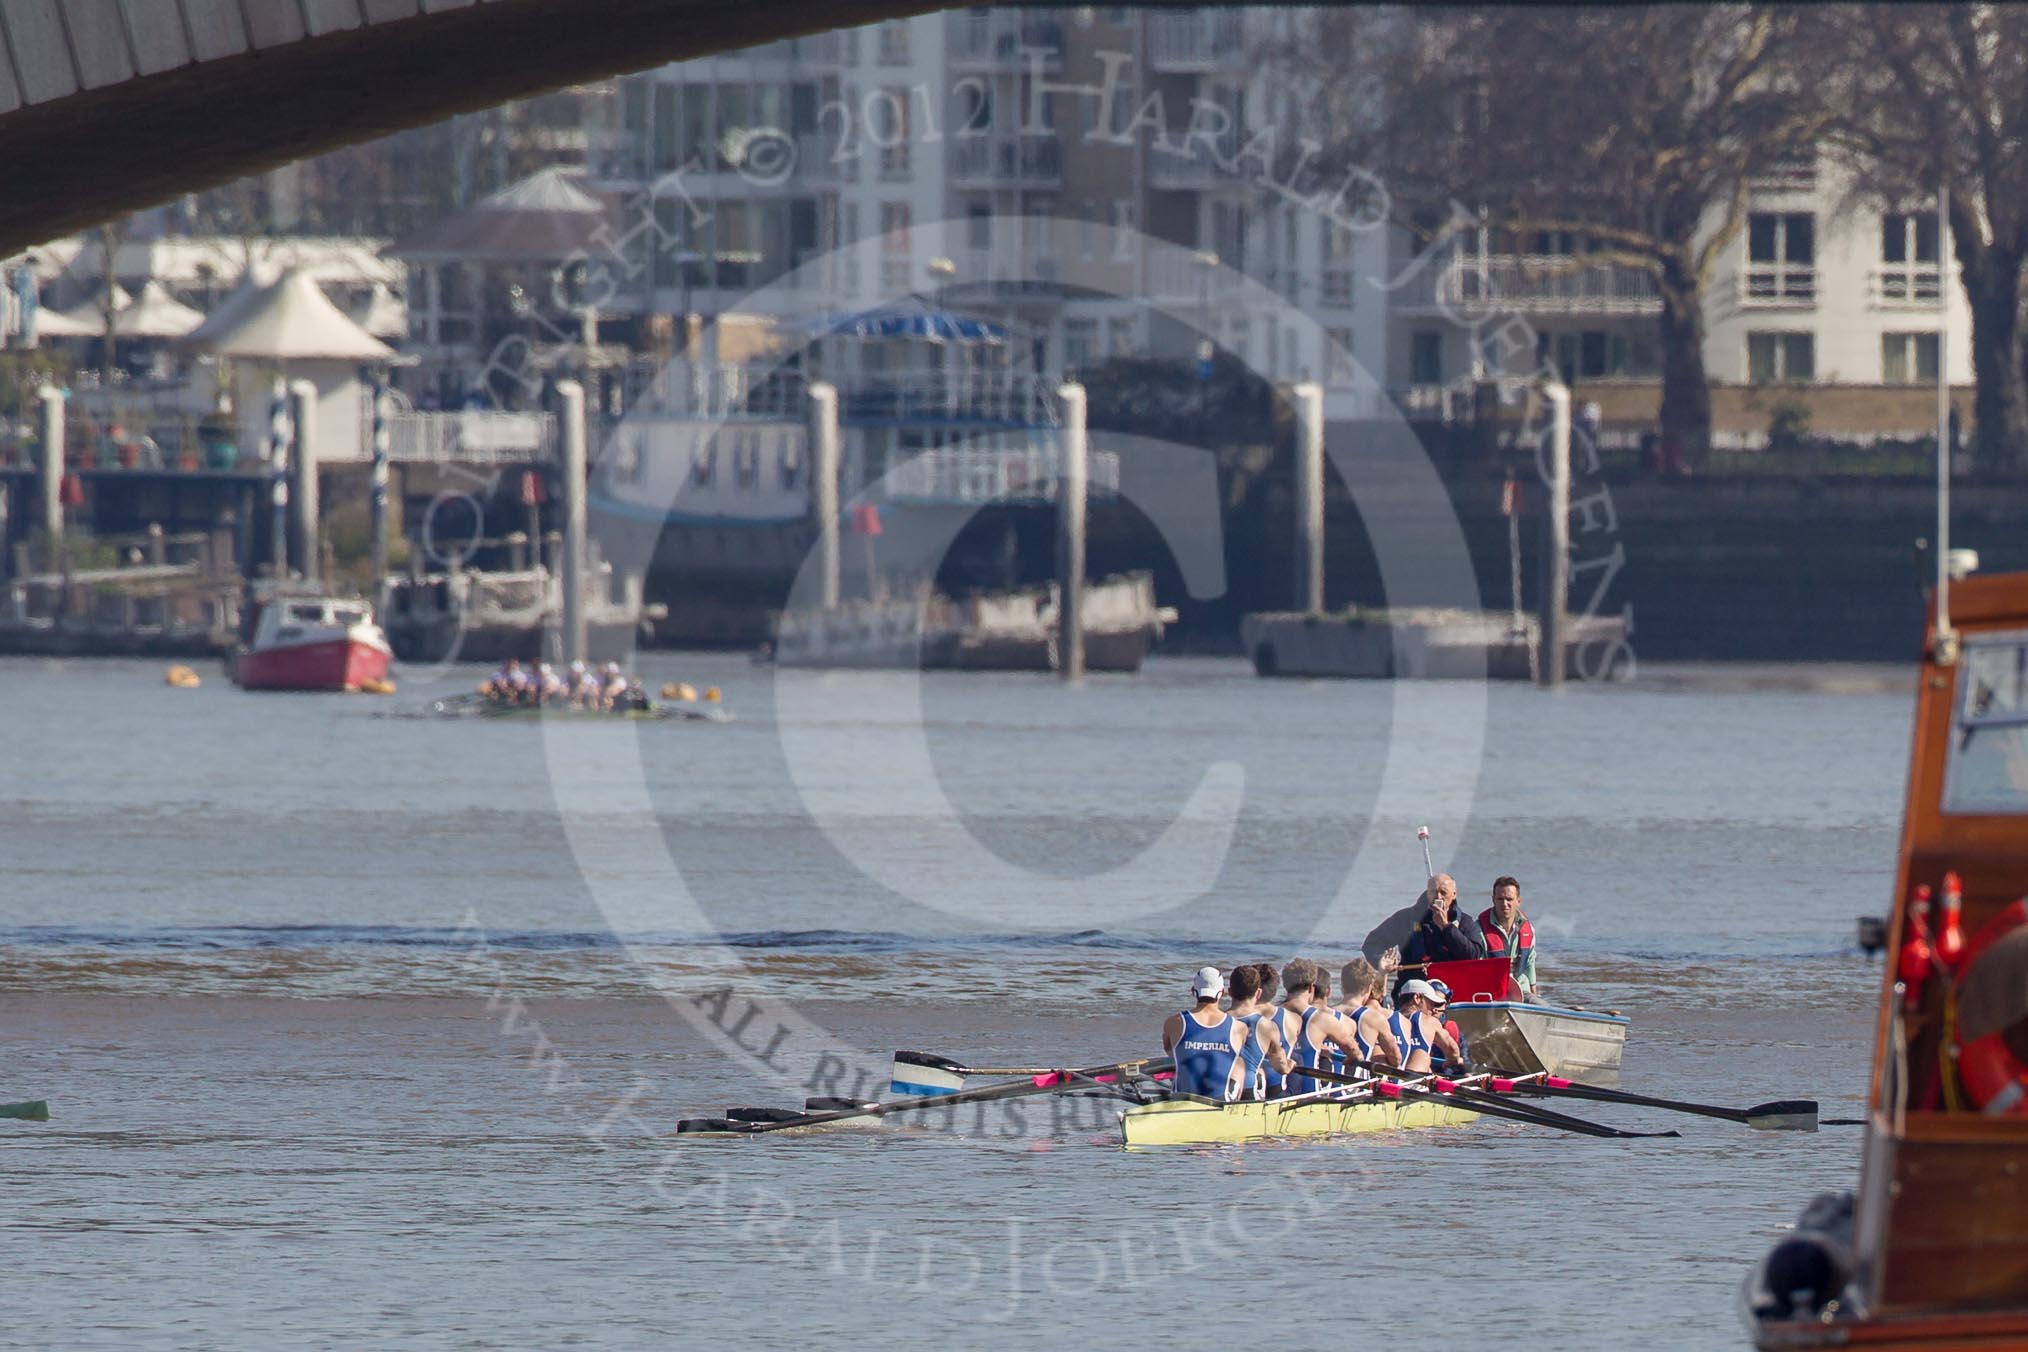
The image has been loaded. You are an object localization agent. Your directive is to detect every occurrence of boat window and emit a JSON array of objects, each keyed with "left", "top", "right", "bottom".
[
  {"left": 333, "top": 610, "right": 364, "bottom": 627},
  {"left": 1945, "top": 630, "right": 2028, "bottom": 814},
  {"left": 287, "top": 605, "right": 326, "bottom": 623}
]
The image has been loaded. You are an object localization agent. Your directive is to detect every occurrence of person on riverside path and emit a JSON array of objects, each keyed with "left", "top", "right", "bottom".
[
  {"left": 1223, "top": 963, "right": 1295, "bottom": 1101},
  {"left": 1164, "top": 967, "right": 1291, "bottom": 1101},
  {"left": 1334, "top": 957, "right": 1403, "bottom": 1074},
  {"left": 1278, "top": 959, "right": 1385, "bottom": 1096},
  {"left": 1391, "top": 978, "right": 1466, "bottom": 1074},
  {"left": 1395, "top": 873, "right": 1486, "bottom": 999},
  {"left": 1478, "top": 875, "right": 1539, "bottom": 1000}
]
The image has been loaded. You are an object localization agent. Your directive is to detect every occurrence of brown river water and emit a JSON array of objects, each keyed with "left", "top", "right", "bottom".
[{"left": 3, "top": 654, "right": 1898, "bottom": 1349}]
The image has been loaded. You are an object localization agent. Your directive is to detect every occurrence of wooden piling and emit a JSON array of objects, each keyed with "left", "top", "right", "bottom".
[
  {"left": 556, "top": 379, "right": 589, "bottom": 665},
  {"left": 370, "top": 383, "right": 391, "bottom": 595},
  {"left": 1292, "top": 381, "right": 1325, "bottom": 615},
  {"left": 1539, "top": 381, "right": 1571, "bottom": 690},
  {"left": 808, "top": 381, "right": 840, "bottom": 610},
  {"left": 1056, "top": 382, "right": 1088, "bottom": 681},
  {"left": 288, "top": 380, "right": 320, "bottom": 582}
]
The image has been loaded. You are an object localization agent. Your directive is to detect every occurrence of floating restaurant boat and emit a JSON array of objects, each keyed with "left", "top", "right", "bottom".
[
  {"left": 1117, "top": 1092, "right": 1478, "bottom": 1147},
  {"left": 229, "top": 586, "right": 391, "bottom": 692},
  {"left": 1745, "top": 561, "right": 2028, "bottom": 1349},
  {"left": 1428, "top": 957, "right": 1630, "bottom": 1085},
  {"left": 379, "top": 560, "right": 658, "bottom": 664}
]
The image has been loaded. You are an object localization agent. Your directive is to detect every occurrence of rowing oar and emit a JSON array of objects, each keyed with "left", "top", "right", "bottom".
[
  {"left": 892, "top": 1050, "right": 1170, "bottom": 1097},
  {"left": 1298, "top": 1062, "right": 1678, "bottom": 1139},
  {"left": 677, "top": 1056, "right": 1173, "bottom": 1137},
  {"left": 1500, "top": 1075, "right": 1819, "bottom": 1132},
  {"left": 0, "top": 1100, "right": 49, "bottom": 1122}
]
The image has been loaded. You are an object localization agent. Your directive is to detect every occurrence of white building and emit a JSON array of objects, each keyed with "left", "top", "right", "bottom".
[{"left": 588, "top": 7, "right": 1386, "bottom": 417}]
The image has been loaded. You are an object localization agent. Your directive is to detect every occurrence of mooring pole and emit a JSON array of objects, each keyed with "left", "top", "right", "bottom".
[
  {"left": 35, "top": 384, "right": 63, "bottom": 561},
  {"left": 370, "top": 382, "right": 391, "bottom": 598},
  {"left": 1538, "top": 381, "right": 1572, "bottom": 689},
  {"left": 1292, "top": 381, "right": 1325, "bottom": 614},
  {"left": 288, "top": 380, "right": 320, "bottom": 583},
  {"left": 268, "top": 377, "right": 290, "bottom": 578},
  {"left": 809, "top": 381, "right": 841, "bottom": 610},
  {"left": 556, "top": 379, "right": 588, "bottom": 666},
  {"left": 1056, "top": 382, "right": 1088, "bottom": 681}
]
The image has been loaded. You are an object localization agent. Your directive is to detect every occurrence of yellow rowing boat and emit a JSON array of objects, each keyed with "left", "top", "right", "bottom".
[{"left": 1118, "top": 1093, "right": 1480, "bottom": 1147}]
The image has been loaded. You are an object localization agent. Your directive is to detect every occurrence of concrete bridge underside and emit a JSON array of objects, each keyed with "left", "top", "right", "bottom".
[{"left": 0, "top": 0, "right": 943, "bottom": 257}]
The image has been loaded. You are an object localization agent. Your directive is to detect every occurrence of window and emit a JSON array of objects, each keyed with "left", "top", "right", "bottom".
[
  {"left": 1326, "top": 327, "right": 1357, "bottom": 386},
  {"left": 1322, "top": 222, "right": 1356, "bottom": 306},
  {"left": 1747, "top": 331, "right": 1815, "bottom": 383},
  {"left": 1541, "top": 329, "right": 1658, "bottom": 381},
  {"left": 880, "top": 201, "right": 912, "bottom": 253},
  {"left": 1882, "top": 332, "right": 1941, "bottom": 385},
  {"left": 1107, "top": 318, "right": 1135, "bottom": 356},
  {"left": 1107, "top": 81, "right": 1135, "bottom": 138},
  {"left": 1063, "top": 319, "right": 1098, "bottom": 371},
  {"left": 1944, "top": 632, "right": 2028, "bottom": 814},
  {"left": 1111, "top": 202, "right": 1136, "bottom": 258},
  {"left": 878, "top": 21, "right": 909, "bottom": 65},
  {"left": 1746, "top": 212, "right": 1815, "bottom": 304},
  {"left": 1880, "top": 212, "right": 1943, "bottom": 305},
  {"left": 876, "top": 87, "right": 910, "bottom": 180},
  {"left": 1411, "top": 331, "right": 1444, "bottom": 385},
  {"left": 967, "top": 204, "right": 991, "bottom": 250}
]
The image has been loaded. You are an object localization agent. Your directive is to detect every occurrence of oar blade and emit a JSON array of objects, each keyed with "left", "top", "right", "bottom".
[
  {"left": 0, "top": 1100, "right": 48, "bottom": 1122},
  {"left": 890, "top": 1051, "right": 969, "bottom": 1097},
  {"left": 1744, "top": 1100, "right": 1820, "bottom": 1133},
  {"left": 675, "top": 1117, "right": 757, "bottom": 1135}
]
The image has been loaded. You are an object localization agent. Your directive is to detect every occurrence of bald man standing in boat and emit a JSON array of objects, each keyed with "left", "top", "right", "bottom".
[{"left": 1363, "top": 874, "right": 1462, "bottom": 966}]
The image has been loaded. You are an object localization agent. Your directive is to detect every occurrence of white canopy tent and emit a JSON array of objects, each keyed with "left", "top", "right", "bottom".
[
  {"left": 185, "top": 269, "right": 395, "bottom": 463},
  {"left": 109, "top": 280, "right": 204, "bottom": 338}
]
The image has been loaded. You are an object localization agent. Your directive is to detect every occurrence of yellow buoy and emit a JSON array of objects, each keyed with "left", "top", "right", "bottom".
[
  {"left": 164, "top": 664, "right": 200, "bottom": 688},
  {"left": 703, "top": 686, "right": 722, "bottom": 703},
  {"left": 663, "top": 681, "right": 699, "bottom": 702},
  {"left": 357, "top": 678, "right": 397, "bottom": 696}
]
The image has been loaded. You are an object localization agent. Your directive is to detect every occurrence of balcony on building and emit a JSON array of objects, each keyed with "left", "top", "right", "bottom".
[
  {"left": 1148, "top": 10, "right": 1248, "bottom": 70},
  {"left": 1870, "top": 263, "right": 1943, "bottom": 309},
  {"left": 951, "top": 138, "right": 1062, "bottom": 189},
  {"left": 949, "top": 9, "right": 1065, "bottom": 70},
  {"left": 1740, "top": 263, "right": 1817, "bottom": 308},
  {"left": 1392, "top": 252, "right": 1662, "bottom": 317}
]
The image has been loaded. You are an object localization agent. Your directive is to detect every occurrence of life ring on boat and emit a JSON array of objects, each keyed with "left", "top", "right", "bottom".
[{"left": 1951, "top": 900, "right": 2028, "bottom": 1114}]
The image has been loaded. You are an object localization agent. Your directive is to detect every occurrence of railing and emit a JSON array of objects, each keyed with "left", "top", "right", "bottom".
[
  {"left": 1397, "top": 254, "right": 1662, "bottom": 315},
  {"left": 839, "top": 371, "right": 1062, "bottom": 428},
  {"left": 617, "top": 362, "right": 809, "bottom": 421},
  {"left": 1148, "top": 149, "right": 1227, "bottom": 190},
  {"left": 1149, "top": 10, "right": 1247, "bottom": 68},
  {"left": 1145, "top": 251, "right": 1245, "bottom": 306},
  {"left": 1871, "top": 265, "right": 1943, "bottom": 309},
  {"left": 881, "top": 443, "right": 1120, "bottom": 504},
  {"left": 1748, "top": 160, "right": 1818, "bottom": 193},
  {"left": 951, "top": 138, "right": 1061, "bottom": 187},
  {"left": 1741, "top": 264, "right": 1816, "bottom": 307},
  {"left": 385, "top": 411, "right": 557, "bottom": 465}
]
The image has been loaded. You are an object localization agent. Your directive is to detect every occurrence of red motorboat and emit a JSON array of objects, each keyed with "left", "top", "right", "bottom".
[{"left": 231, "top": 590, "right": 392, "bottom": 692}]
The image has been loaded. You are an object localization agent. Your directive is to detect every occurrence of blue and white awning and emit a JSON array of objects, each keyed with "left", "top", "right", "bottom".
[{"left": 807, "top": 306, "right": 1007, "bottom": 344}]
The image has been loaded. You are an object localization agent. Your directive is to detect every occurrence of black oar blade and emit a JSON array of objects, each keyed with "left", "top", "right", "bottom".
[
  {"left": 805, "top": 1097, "right": 880, "bottom": 1112},
  {"left": 676, "top": 1117, "right": 757, "bottom": 1135},
  {"left": 1743, "top": 1100, "right": 1819, "bottom": 1133}
]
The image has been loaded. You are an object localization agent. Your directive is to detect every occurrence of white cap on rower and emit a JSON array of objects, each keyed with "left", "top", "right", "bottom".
[
  {"left": 1398, "top": 978, "right": 1442, "bottom": 1003},
  {"left": 1190, "top": 966, "right": 1224, "bottom": 998}
]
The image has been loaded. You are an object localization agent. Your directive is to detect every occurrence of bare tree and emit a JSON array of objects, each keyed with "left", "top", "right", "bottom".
[
  {"left": 1815, "top": 5, "right": 2028, "bottom": 472},
  {"left": 1294, "top": 6, "right": 1825, "bottom": 465}
]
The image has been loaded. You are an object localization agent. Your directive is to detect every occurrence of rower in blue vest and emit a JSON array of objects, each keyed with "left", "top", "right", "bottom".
[
  {"left": 1277, "top": 958, "right": 1376, "bottom": 1096},
  {"left": 1223, "top": 963, "right": 1295, "bottom": 1100},
  {"left": 1391, "top": 979, "right": 1466, "bottom": 1074},
  {"left": 1163, "top": 966, "right": 1293, "bottom": 1101},
  {"left": 1333, "top": 957, "right": 1404, "bottom": 1073}
]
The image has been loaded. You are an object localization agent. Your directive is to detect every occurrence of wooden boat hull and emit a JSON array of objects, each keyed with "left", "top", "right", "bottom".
[
  {"left": 1118, "top": 1094, "right": 1479, "bottom": 1147},
  {"left": 1448, "top": 1001, "right": 1629, "bottom": 1085}
]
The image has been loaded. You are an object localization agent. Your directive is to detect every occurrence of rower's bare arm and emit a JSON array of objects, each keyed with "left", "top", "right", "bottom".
[
  {"left": 1258, "top": 1022, "right": 1295, "bottom": 1075},
  {"left": 1434, "top": 1025, "right": 1463, "bottom": 1060},
  {"left": 1372, "top": 1019, "right": 1402, "bottom": 1067},
  {"left": 1161, "top": 1013, "right": 1182, "bottom": 1055}
]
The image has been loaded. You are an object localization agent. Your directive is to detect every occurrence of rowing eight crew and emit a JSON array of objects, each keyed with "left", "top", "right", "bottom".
[
  {"left": 1160, "top": 959, "right": 1466, "bottom": 1102},
  {"left": 479, "top": 658, "right": 648, "bottom": 712}
]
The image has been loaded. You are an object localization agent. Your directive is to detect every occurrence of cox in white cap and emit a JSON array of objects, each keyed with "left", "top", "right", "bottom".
[
  {"left": 1398, "top": 978, "right": 1442, "bottom": 1004},
  {"left": 1190, "top": 966, "right": 1225, "bottom": 999}
]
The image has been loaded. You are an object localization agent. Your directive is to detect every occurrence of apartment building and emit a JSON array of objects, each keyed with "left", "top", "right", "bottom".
[
  {"left": 588, "top": 7, "right": 1387, "bottom": 415},
  {"left": 1386, "top": 150, "right": 1972, "bottom": 437}
]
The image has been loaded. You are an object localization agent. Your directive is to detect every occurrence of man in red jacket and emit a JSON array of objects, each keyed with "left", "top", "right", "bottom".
[{"left": 1478, "top": 876, "right": 1539, "bottom": 999}]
